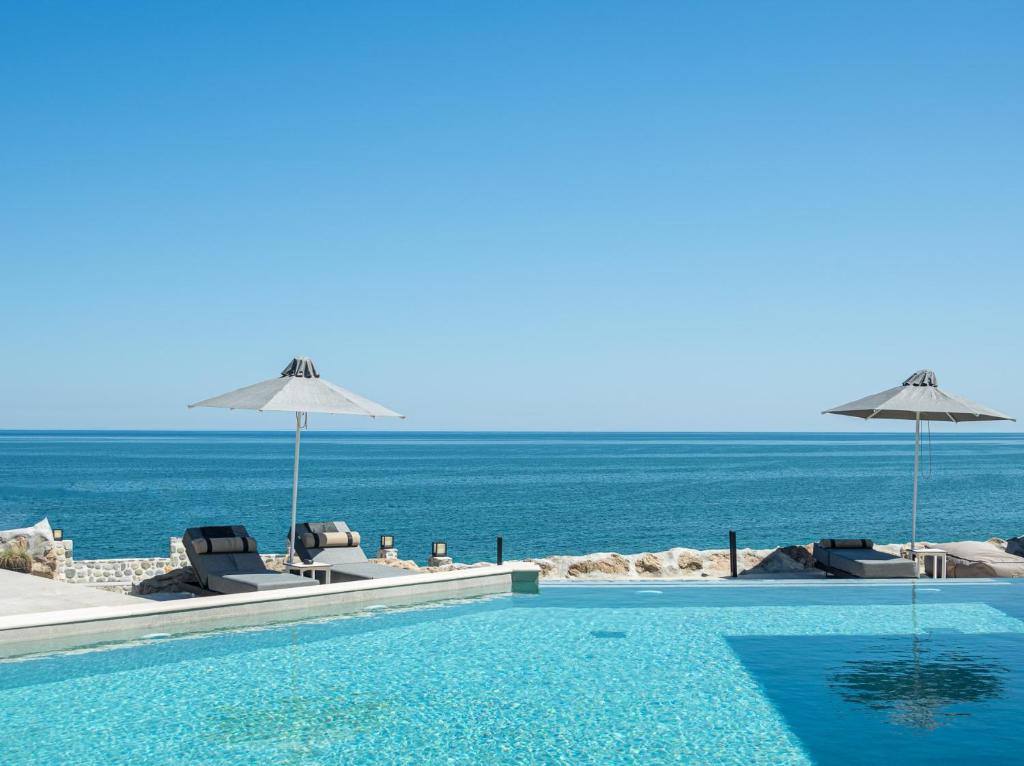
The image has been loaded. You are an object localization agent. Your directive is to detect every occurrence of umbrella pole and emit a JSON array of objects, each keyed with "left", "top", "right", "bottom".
[
  {"left": 911, "top": 412, "right": 920, "bottom": 570},
  {"left": 287, "top": 411, "right": 302, "bottom": 565}
]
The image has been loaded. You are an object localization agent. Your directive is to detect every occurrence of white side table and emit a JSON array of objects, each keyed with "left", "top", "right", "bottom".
[
  {"left": 283, "top": 561, "right": 332, "bottom": 584},
  {"left": 909, "top": 548, "right": 947, "bottom": 579}
]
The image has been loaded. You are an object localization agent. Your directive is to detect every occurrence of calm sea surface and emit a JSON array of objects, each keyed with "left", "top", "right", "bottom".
[{"left": 0, "top": 431, "right": 1021, "bottom": 562}]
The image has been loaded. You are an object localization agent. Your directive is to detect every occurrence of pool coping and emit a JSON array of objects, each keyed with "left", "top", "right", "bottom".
[
  {"left": 541, "top": 577, "right": 1021, "bottom": 587},
  {"left": 0, "top": 564, "right": 540, "bottom": 655}
]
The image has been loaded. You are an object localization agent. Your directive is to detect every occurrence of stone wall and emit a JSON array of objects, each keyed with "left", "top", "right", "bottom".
[
  {"left": 31, "top": 539, "right": 72, "bottom": 579},
  {"left": 0, "top": 531, "right": 72, "bottom": 579}
]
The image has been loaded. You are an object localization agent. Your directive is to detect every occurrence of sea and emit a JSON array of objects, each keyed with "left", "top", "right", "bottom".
[{"left": 0, "top": 431, "right": 1021, "bottom": 563}]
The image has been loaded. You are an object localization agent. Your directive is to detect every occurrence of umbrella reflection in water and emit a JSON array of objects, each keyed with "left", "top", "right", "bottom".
[{"left": 830, "top": 585, "right": 1006, "bottom": 730}]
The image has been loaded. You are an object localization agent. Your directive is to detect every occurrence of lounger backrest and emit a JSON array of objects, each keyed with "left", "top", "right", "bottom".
[
  {"left": 817, "top": 538, "right": 873, "bottom": 549},
  {"left": 183, "top": 525, "right": 270, "bottom": 588},
  {"left": 292, "top": 521, "right": 370, "bottom": 566}
]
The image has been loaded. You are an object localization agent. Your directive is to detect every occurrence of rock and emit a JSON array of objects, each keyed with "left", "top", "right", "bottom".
[
  {"left": 701, "top": 551, "right": 733, "bottom": 577},
  {"left": 675, "top": 550, "right": 703, "bottom": 574},
  {"left": 633, "top": 553, "right": 664, "bottom": 576},
  {"left": 776, "top": 544, "right": 815, "bottom": 568},
  {"left": 567, "top": 554, "right": 629, "bottom": 578},
  {"left": 523, "top": 558, "right": 557, "bottom": 578},
  {"left": 742, "top": 549, "right": 807, "bottom": 575},
  {"left": 1006, "top": 537, "right": 1024, "bottom": 557}
]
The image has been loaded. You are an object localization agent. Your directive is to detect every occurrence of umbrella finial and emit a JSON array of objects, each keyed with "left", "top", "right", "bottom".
[
  {"left": 903, "top": 370, "right": 937, "bottom": 387},
  {"left": 281, "top": 357, "right": 320, "bottom": 379}
]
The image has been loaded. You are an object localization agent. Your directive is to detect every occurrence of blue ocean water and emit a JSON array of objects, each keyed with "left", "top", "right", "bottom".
[
  {"left": 0, "top": 431, "right": 1022, "bottom": 562},
  {"left": 2, "top": 582, "right": 1024, "bottom": 765}
]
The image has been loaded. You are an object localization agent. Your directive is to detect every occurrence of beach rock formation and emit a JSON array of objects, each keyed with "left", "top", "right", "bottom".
[
  {"left": 633, "top": 553, "right": 664, "bottom": 576},
  {"left": 675, "top": 550, "right": 703, "bottom": 574},
  {"left": 566, "top": 554, "right": 631, "bottom": 578},
  {"left": 513, "top": 544, "right": 818, "bottom": 580}
]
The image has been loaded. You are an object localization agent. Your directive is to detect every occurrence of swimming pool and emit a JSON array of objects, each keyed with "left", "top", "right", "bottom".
[{"left": 2, "top": 582, "right": 1022, "bottom": 765}]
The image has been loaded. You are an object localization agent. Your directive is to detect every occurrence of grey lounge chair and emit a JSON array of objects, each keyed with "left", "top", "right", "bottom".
[
  {"left": 920, "top": 541, "right": 1024, "bottom": 578},
  {"left": 812, "top": 538, "right": 917, "bottom": 579},
  {"left": 291, "top": 521, "right": 408, "bottom": 583},
  {"left": 183, "top": 525, "right": 317, "bottom": 594}
]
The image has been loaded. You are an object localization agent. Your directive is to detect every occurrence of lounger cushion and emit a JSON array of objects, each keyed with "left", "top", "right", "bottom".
[
  {"left": 813, "top": 543, "right": 916, "bottom": 578},
  {"left": 191, "top": 536, "right": 258, "bottom": 555},
  {"left": 328, "top": 562, "right": 409, "bottom": 581},
  {"left": 293, "top": 522, "right": 371, "bottom": 567},
  {"left": 208, "top": 572, "right": 316, "bottom": 594},
  {"left": 300, "top": 531, "right": 361, "bottom": 549}
]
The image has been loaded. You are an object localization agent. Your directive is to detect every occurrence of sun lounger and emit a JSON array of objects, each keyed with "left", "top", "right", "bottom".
[
  {"left": 920, "top": 541, "right": 1024, "bottom": 578},
  {"left": 183, "top": 525, "right": 317, "bottom": 594},
  {"left": 812, "top": 538, "right": 917, "bottom": 579},
  {"left": 291, "top": 521, "right": 408, "bottom": 582}
]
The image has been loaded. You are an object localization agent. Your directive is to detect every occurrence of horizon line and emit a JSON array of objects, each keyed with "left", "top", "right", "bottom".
[{"left": 1, "top": 428, "right": 1022, "bottom": 435}]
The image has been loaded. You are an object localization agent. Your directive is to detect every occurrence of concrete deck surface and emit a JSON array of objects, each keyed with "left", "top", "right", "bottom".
[
  {"left": 0, "top": 564, "right": 540, "bottom": 657},
  {"left": 0, "top": 569, "right": 143, "bottom": 616}
]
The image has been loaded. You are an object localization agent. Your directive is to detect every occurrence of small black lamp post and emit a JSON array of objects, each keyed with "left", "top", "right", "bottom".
[
  {"left": 429, "top": 540, "right": 451, "bottom": 567},
  {"left": 377, "top": 534, "right": 397, "bottom": 560}
]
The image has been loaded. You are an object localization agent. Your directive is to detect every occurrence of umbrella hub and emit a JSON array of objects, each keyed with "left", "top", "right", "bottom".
[
  {"left": 903, "top": 370, "right": 937, "bottom": 387},
  {"left": 281, "top": 357, "right": 320, "bottom": 379}
]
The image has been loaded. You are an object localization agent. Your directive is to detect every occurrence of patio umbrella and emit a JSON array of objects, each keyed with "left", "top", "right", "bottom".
[
  {"left": 823, "top": 369, "right": 1013, "bottom": 555},
  {"left": 189, "top": 356, "right": 403, "bottom": 563}
]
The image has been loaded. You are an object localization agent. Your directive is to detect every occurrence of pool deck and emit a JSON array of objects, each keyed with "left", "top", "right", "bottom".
[
  {"left": 0, "top": 564, "right": 540, "bottom": 657},
  {"left": 0, "top": 569, "right": 145, "bottom": 616}
]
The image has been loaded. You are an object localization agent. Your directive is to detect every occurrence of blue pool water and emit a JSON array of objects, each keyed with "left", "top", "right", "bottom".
[
  {"left": 2, "top": 582, "right": 1023, "bottom": 765},
  {"left": 1, "top": 431, "right": 1023, "bottom": 561}
]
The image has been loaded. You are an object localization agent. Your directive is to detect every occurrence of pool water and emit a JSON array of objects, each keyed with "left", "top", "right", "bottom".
[{"left": 3, "top": 582, "right": 1023, "bottom": 765}]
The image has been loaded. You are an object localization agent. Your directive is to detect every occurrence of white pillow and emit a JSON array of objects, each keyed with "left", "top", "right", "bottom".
[{"left": 0, "top": 517, "right": 54, "bottom": 555}]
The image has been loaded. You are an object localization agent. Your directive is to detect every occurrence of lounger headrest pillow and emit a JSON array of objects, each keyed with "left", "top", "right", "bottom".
[
  {"left": 191, "top": 536, "right": 258, "bottom": 555},
  {"left": 301, "top": 531, "right": 361, "bottom": 549},
  {"left": 819, "top": 538, "right": 873, "bottom": 549}
]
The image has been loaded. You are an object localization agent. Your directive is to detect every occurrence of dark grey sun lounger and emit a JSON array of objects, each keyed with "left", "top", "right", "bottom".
[
  {"left": 812, "top": 538, "right": 917, "bottom": 579},
  {"left": 183, "top": 525, "right": 317, "bottom": 594},
  {"left": 291, "top": 521, "right": 408, "bottom": 583}
]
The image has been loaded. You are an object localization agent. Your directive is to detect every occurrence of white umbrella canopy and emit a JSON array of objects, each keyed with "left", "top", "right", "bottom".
[
  {"left": 190, "top": 357, "right": 403, "bottom": 417},
  {"left": 189, "top": 356, "right": 404, "bottom": 563},
  {"left": 824, "top": 369, "right": 1013, "bottom": 423},
  {"left": 823, "top": 369, "right": 1014, "bottom": 560}
]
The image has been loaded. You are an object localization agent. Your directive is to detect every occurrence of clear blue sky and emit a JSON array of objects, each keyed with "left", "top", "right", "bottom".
[{"left": 1, "top": 2, "right": 1021, "bottom": 431}]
